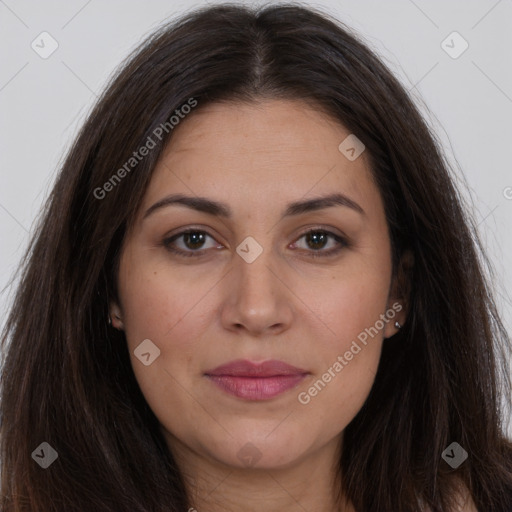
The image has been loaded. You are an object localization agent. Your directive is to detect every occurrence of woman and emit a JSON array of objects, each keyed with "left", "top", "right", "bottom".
[{"left": 1, "top": 3, "right": 511, "bottom": 511}]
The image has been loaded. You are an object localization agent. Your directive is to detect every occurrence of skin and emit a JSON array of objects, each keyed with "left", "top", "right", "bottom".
[{"left": 110, "top": 99, "right": 408, "bottom": 512}]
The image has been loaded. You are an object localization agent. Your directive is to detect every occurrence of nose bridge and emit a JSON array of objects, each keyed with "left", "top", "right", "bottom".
[
  {"left": 234, "top": 233, "right": 279, "bottom": 299},
  {"left": 222, "top": 232, "right": 292, "bottom": 333}
]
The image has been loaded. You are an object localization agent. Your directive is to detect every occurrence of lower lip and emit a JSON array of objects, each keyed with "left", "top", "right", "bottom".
[{"left": 206, "top": 374, "right": 308, "bottom": 400}]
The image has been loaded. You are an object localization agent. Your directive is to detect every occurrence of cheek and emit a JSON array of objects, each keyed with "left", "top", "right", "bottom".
[
  {"left": 300, "top": 256, "right": 391, "bottom": 350},
  {"left": 294, "top": 257, "right": 391, "bottom": 422},
  {"left": 314, "top": 280, "right": 388, "bottom": 378},
  {"left": 117, "top": 254, "right": 223, "bottom": 399},
  {"left": 117, "top": 263, "right": 211, "bottom": 431},
  {"left": 118, "top": 255, "right": 212, "bottom": 350}
]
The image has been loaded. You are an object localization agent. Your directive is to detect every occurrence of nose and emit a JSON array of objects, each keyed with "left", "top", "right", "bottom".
[{"left": 219, "top": 245, "right": 294, "bottom": 337}]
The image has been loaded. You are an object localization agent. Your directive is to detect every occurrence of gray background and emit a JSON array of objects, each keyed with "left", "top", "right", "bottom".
[{"left": 1, "top": 0, "right": 511, "bottom": 436}]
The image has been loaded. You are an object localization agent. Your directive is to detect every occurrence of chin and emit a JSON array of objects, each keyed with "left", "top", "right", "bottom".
[{"left": 212, "top": 430, "right": 317, "bottom": 471}]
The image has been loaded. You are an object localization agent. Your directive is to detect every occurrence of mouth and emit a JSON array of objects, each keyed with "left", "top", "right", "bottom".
[{"left": 204, "top": 359, "right": 310, "bottom": 401}]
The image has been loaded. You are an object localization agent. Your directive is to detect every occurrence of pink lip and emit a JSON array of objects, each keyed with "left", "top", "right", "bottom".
[{"left": 204, "top": 359, "right": 309, "bottom": 400}]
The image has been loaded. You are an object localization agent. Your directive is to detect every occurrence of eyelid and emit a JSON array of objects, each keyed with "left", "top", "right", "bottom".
[{"left": 294, "top": 224, "right": 348, "bottom": 242}]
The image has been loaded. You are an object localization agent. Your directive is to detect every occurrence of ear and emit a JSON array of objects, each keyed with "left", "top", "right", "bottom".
[
  {"left": 384, "top": 249, "right": 414, "bottom": 339},
  {"left": 109, "top": 300, "right": 125, "bottom": 330}
]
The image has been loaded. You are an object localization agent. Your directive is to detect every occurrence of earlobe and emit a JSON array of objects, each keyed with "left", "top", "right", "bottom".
[
  {"left": 385, "top": 249, "right": 414, "bottom": 338},
  {"left": 383, "top": 304, "right": 404, "bottom": 338},
  {"left": 108, "top": 301, "right": 124, "bottom": 330}
]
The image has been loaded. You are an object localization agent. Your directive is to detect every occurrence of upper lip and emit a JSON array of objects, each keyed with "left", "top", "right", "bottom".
[{"left": 205, "top": 359, "right": 309, "bottom": 377}]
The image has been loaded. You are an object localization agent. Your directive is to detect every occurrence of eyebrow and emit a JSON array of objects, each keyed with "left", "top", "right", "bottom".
[{"left": 143, "top": 192, "right": 365, "bottom": 221}]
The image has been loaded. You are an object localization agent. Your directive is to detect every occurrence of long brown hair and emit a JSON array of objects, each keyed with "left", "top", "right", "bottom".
[{"left": 1, "top": 3, "right": 511, "bottom": 511}]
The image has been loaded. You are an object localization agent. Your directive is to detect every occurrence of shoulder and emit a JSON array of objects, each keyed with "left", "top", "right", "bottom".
[
  {"left": 420, "top": 482, "right": 478, "bottom": 512},
  {"left": 451, "top": 485, "right": 478, "bottom": 512}
]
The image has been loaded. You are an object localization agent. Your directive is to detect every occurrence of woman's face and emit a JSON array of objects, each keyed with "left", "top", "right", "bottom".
[{"left": 111, "top": 99, "right": 404, "bottom": 471}]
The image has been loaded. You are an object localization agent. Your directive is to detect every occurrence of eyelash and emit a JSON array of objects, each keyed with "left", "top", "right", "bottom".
[{"left": 162, "top": 227, "right": 349, "bottom": 259}]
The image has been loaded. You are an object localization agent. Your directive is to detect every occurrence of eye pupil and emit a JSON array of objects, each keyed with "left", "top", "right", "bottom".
[
  {"left": 184, "top": 232, "right": 205, "bottom": 249},
  {"left": 307, "top": 231, "right": 328, "bottom": 250}
]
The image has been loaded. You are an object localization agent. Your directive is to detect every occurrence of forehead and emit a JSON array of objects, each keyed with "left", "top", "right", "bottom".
[{"left": 137, "top": 99, "right": 381, "bottom": 222}]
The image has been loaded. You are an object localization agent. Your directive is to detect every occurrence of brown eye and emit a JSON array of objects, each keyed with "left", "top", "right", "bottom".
[
  {"left": 292, "top": 229, "right": 348, "bottom": 258},
  {"left": 163, "top": 230, "right": 220, "bottom": 257},
  {"left": 181, "top": 231, "right": 207, "bottom": 250},
  {"left": 305, "top": 231, "right": 329, "bottom": 250}
]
